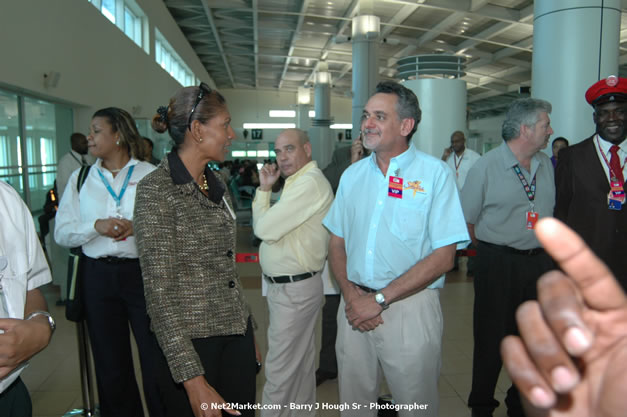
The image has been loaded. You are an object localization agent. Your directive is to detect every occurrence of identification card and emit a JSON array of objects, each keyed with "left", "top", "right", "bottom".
[
  {"left": 388, "top": 176, "right": 403, "bottom": 199},
  {"left": 608, "top": 187, "right": 625, "bottom": 210},
  {"left": 609, "top": 198, "right": 623, "bottom": 210},
  {"left": 526, "top": 211, "right": 538, "bottom": 230}
]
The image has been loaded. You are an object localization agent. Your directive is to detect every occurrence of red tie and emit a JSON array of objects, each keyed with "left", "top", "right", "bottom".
[{"left": 609, "top": 145, "right": 625, "bottom": 185}]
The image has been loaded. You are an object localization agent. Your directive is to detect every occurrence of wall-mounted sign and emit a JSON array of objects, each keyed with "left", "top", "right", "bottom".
[{"left": 251, "top": 129, "right": 263, "bottom": 140}]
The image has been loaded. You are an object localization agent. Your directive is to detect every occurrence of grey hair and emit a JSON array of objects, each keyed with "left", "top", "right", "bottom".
[
  {"left": 374, "top": 81, "right": 422, "bottom": 141},
  {"left": 501, "top": 98, "right": 552, "bottom": 142}
]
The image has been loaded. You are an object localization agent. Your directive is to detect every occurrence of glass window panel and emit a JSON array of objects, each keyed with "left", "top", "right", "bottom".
[
  {"left": 101, "top": 0, "right": 116, "bottom": 23},
  {"left": 124, "top": 8, "right": 134, "bottom": 38},
  {"left": 24, "top": 97, "right": 56, "bottom": 211},
  {"left": 232, "top": 150, "right": 246, "bottom": 157},
  {"left": 40, "top": 138, "right": 55, "bottom": 187},
  {"left": 155, "top": 30, "right": 196, "bottom": 87},
  {"left": 0, "top": 91, "right": 22, "bottom": 195},
  {"left": 133, "top": 18, "right": 142, "bottom": 45}
]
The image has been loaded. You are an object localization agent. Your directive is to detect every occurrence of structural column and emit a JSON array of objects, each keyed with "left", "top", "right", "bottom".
[
  {"left": 403, "top": 78, "right": 467, "bottom": 157},
  {"left": 310, "top": 64, "right": 334, "bottom": 168},
  {"left": 296, "top": 86, "right": 311, "bottom": 130},
  {"left": 532, "top": 0, "right": 621, "bottom": 146},
  {"left": 397, "top": 55, "right": 468, "bottom": 157},
  {"left": 351, "top": 14, "right": 380, "bottom": 142}
]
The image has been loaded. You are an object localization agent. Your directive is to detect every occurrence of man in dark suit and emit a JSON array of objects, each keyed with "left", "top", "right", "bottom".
[{"left": 555, "top": 75, "right": 627, "bottom": 289}]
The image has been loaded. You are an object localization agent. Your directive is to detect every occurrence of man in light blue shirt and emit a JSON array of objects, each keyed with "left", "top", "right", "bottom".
[{"left": 323, "top": 81, "right": 469, "bottom": 417}]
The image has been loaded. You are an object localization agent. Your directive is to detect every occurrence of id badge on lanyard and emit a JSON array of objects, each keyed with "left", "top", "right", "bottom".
[
  {"left": 609, "top": 179, "right": 625, "bottom": 210},
  {"left": 513, "top": 165, "right": 538, "bottom": 230}
]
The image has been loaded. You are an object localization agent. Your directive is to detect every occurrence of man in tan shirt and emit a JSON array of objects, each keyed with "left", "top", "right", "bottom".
[{"left": 253, "top": 128, "right": 333, "bottom": 416}]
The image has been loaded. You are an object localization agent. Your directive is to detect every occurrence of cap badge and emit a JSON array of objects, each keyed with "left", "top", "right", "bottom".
[{"left": 607, "top": 75, "right": 618, "bottom": 87}]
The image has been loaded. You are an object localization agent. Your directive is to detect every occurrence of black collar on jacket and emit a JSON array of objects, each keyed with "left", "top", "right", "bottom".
[{"left": 167, "top": 151, "right": 225, "bottom": 204}]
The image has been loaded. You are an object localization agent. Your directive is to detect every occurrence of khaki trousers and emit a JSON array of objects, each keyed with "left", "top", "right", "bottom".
[
  {"left": 261, "top": 273, "right": 324, "bottom": 416},
  {"left": 336, "top": 289, "right": 443, "bottom": 417}
]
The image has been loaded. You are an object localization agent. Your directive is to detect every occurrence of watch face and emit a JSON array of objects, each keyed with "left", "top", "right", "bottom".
[{"left": 375, "top": 292, "right": 385, "bottom": 304}]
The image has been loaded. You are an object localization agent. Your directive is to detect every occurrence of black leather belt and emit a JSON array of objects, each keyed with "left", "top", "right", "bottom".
[
  {"left": 356, "top": 284, "right": 377, "bottom": 293},
  {"left": 478, "top": 240, "right": 545, "bottom": 256},
  {"left": 95, "top": 256, "right": 139, "bottom": 264},
  {"left": 264, "top": 272, "right": 317, "bottom": 284}
]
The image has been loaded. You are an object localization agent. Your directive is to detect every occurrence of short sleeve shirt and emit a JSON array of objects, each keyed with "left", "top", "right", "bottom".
[
  {"left": 461, "top": 142, "right": 555, "bottom": 250},
  {"left": 323, "top": 143, "right": 470, "bottom": 290}
]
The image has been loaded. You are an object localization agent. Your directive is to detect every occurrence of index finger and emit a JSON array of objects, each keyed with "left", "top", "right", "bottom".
[{"left": 535, "top": 218, "right": 626, "bottom": 310}]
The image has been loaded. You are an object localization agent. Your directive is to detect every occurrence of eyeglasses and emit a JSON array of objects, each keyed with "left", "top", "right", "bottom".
[{"left": 187, "top": 82, "right": 212, "bottom": 131}]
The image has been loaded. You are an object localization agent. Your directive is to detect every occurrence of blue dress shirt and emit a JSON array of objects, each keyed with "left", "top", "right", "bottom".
[{"left": 323, "top": 143, "right": 470, "bottom": 290}]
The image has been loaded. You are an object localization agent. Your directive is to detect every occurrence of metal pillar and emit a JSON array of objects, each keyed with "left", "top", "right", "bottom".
[
  {"left": 63, "top": 321, "right": 98, "bottom": 417},
  {"left": 310, "top": 65, "right": 334, "bottom": 168},
  {"left": 532, "top": 0, "right": 621, "bottom": 147},
  {"left": 351, "top": 15, "right": 379, "bottom": 143}
]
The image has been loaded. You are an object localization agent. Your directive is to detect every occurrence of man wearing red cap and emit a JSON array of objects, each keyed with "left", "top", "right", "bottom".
[{"left": 554, "top": 75, "right": 627, "bottom": 289}]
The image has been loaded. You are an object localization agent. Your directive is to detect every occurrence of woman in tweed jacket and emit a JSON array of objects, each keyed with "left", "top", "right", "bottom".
[{"left": 134, "top": 84, "right": 256, "bottom": 417}]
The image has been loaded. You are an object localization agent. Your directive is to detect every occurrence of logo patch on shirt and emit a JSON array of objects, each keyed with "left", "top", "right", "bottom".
[{"left": 404, "top": 180, "right": 425, "bottom": 196}]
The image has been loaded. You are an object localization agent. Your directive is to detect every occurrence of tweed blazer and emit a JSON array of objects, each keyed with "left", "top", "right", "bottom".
[{"left": 134, "top": 152, "right": 249, "bottom": 383}]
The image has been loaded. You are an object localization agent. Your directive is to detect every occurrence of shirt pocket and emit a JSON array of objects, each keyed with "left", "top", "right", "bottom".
[
  {"left": 0, "top": 253, "right": 28, "bottom": 319},
  {"left": 390, "top": 199, "right": 428, "bottom": 243}
]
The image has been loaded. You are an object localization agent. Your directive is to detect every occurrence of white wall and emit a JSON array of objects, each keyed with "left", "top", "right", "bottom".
[
  {"left": 0, "top": 0, "right": 212, "bottom": 139},
  {"left": 468, "top": 115, "right": 506, "bottom": 154}
]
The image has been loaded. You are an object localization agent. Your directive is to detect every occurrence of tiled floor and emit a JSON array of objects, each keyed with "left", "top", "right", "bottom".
[{"left": 26, "top": 227, "right": 513, "bottom": 417}]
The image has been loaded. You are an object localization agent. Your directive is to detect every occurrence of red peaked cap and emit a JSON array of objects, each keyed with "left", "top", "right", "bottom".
[{"left": 585, "top": 75, "right": 627, "bottom": 107}]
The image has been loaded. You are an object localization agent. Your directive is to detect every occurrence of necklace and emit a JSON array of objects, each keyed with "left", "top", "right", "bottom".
[
  {"left": 110, "top": 168, "right": 121, "bottom": 173},
  {"left": 200, "top": 174, "right": 209, "bottom": 191}
]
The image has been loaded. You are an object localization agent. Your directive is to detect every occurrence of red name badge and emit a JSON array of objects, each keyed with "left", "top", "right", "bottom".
[
  {"left": 388, "top": 176, "right": 403, "bottom": 199},
  {"left": 526, "top": 211, "right": 538, "bottom": 230}
]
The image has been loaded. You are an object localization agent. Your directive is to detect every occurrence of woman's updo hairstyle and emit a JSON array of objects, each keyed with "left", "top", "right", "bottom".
[
  {"left": 93, "top": 107, "right": 143, "bottom": 159},
  {"left": 152, "top": 84, "right": 227, "bottom": 148}
]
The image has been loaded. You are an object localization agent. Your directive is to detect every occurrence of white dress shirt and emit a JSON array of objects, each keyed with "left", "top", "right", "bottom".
[
  {"left": 56, "top": 150, "right": 95, "bottom": 199},
  {"left": 54, "top": 158, "right": 155, "bottom": 259},
  {"left": 0, "top": 180, "right": 52, "bottom": 393},
  {"left": 593, "top": 134, "right": 627, "bottom": 184},
  {"left": 444, "top": 148, "right": 481, "bottom": 190}
]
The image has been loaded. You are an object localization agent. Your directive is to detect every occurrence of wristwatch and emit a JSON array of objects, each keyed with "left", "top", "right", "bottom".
[
  {"left": 374, "top": 291, "right": 389, "bottom": 310},
  {"left": 26, "top": 310, "right": 56, "bottom": 335}
]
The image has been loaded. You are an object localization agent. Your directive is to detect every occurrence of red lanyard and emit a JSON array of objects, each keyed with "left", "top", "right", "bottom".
[{"left": 454, "top": 152, "right": 464, "bottom": 172}]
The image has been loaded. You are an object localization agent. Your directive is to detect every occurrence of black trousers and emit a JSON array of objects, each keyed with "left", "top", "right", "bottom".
[
  {"left": 468, "top": 242, "right": 554, "bottom": 417},
  {"left": 0, "top": 377, "right": 31, "bottom": 417},
  {"left": 158, "top": 318, "right": 257, "bottom": 417},
  {"left": 82, "top": 257, "right": 172, "bottom": 417},
  {"left": 318, "top": 294, "right": 340, "bottom": 374}
]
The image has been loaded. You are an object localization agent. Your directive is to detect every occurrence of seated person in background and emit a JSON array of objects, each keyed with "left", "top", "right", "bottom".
[{"left": 502, "top": 217, "right": 627, "bottom": 417}]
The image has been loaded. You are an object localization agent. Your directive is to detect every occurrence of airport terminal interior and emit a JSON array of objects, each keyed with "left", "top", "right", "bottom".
[{"left": 3, "top": 0, "right": 627, "bottom": 416}]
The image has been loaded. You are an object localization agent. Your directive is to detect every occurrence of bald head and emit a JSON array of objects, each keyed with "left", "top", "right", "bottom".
[
  {"left": 450, "top": 131, "right": 466, "bottom": 154},
  {"left": 274, "top": 128, "right": 312, "bottom": 177},
  {"left": 71, "top": 133, "right": 88, "bottom": 155}
]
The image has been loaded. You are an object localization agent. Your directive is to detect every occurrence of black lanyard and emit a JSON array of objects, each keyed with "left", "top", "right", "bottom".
[{"left": 513, "top": 165, "right": 536, "bottom": 202}]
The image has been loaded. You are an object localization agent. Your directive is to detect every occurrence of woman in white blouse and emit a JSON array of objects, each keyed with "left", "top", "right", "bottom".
[{"left": 55, "top": 108, "right": 171, "bottom": 417}]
